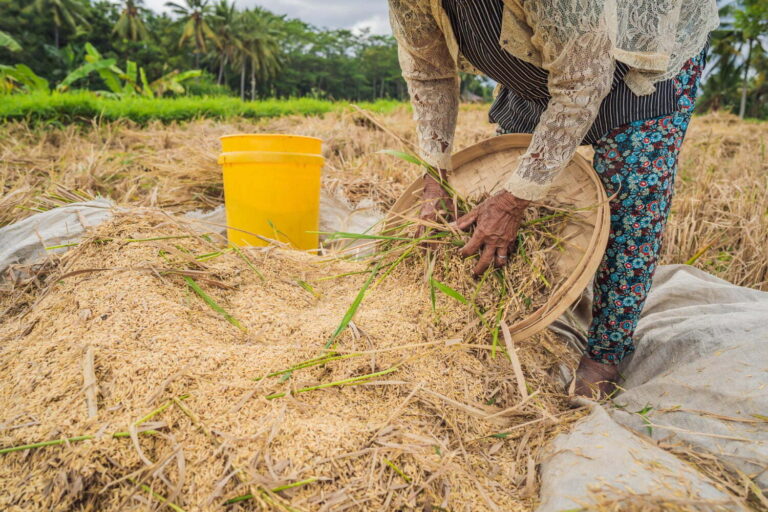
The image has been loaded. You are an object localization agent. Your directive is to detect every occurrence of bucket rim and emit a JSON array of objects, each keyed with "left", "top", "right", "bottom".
[{"left": 219, "top": 133, "right": 322, "bottom": 142}]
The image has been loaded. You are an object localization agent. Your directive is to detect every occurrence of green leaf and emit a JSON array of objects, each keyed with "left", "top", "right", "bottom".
[
  {"left": 325, "top": 263, "right": 382, "bottom": 349},
  {"left": 296, "top": 279, "right": 319, "bottom": 298},
  {"left": 319, "top": 231, "right": 417, "bottom": 242},
  {"left": 377, "top": 149, "right": 435, "bottom": 171},
  {"left": 57, "top": 58, "right": 118, "bottom": 91},
  {"left": 183, "top": 276, "right": 246, "bottom": 332},
  {"left": 84, "top": 42, "right": 103, "bottom": 60},
  {"left": 0, "top": 64, "right": 49, "bottom": 93},
  {"left": 430, "top": 278, "right": 437, "bottom": 312},
  {"left": 139, "top": 67, "right": 154, "bottom": 98},
  {"left": 429, "top": 278, "right": 468, "bottom": 304},
  {"left": 0, "top": 30, "right": 21, "bottom": 52}
]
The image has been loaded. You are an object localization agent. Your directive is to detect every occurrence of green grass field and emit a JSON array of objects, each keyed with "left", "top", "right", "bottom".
[{"left": 0, "top": 92, "right": 405, "bottom": 124}]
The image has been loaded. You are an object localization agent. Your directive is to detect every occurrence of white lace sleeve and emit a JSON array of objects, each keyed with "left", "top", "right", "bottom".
[
  {"left": 503, "top": 2, "right": 615, "bottom": 201},
  {"left": 389, "top": 0, "right": 459, "bottom": 171}
]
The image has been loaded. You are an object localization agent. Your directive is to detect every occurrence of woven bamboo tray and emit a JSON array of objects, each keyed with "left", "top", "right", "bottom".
[{"left": 387, "top": 134, "right": 611, "bottom": 342}]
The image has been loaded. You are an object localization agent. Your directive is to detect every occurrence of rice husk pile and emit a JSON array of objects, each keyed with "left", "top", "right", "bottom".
[{"left": 0, "top": 209, "right": 582, "bottom": 511}]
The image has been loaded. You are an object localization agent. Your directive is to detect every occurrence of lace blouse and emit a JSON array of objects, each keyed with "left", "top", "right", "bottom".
[{"left": 388, "top": 0, "right": 719, "bottom": 200}]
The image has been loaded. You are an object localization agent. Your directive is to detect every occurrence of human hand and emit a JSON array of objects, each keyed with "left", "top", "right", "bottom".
[
  {"left": 455, "top": 191, "right": 531, "bottom": 277},
  {"left": 416, "top": 169, "right": 455, "bottom": 239}
]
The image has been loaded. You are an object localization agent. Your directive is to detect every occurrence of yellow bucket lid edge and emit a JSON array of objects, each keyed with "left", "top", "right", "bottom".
[
  {"left": 218, "top": 151, "right": 325, "bottom": 166},
  {"left": 219, "top": 134, "right": 323, "bottom": 142}
]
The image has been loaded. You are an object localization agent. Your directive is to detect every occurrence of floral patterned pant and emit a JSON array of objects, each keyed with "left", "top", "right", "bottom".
[{"left": 587, "top": 53, "right": 705, "bottom": 364}]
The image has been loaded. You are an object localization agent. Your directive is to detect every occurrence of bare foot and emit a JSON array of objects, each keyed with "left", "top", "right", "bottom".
[{"left": 572, "top": 355, "right": 620, "bottom": 400}]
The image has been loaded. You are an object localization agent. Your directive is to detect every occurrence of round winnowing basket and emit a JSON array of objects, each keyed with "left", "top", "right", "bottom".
[{"left": 386, "top": 134, "right": 611, "bottom": 342}]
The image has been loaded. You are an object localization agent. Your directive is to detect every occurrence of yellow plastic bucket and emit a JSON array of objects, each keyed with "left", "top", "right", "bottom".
[{"left": 218, "top": 134, "right": 324, "bottom": 250}]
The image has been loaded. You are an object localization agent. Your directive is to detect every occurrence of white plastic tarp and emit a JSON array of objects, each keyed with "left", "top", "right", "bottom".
[{"left": 539, "top": 265, "right": 767, "bottom": 510}]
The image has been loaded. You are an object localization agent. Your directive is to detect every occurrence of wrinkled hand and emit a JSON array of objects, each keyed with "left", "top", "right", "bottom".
[
  {"left": 417, "top": 170, "right": 455, "bottom": 239},
  {"left": 455, "top": 191, "right": 531, "bottom": 276}
]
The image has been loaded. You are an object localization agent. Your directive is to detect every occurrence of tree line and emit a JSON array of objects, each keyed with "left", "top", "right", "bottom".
[
  {"left": 0, "top": 0, "right": 765, "bottom": 118},
  {"left": 0, "top": 0, "right": 428, "bottom": 101}
]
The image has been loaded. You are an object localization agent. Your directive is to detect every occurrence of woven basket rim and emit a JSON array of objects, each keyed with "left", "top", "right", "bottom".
[{"left": 385, "top": 133, "right": 611, "bottom": 341}]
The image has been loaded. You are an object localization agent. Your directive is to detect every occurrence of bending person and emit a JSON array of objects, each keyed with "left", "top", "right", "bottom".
[{"left": 388, "top": 0, "right": 718, "bottom": 398}]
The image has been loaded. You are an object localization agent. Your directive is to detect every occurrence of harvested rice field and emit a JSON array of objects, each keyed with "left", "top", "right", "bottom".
[
  {"left": 2, "top": 107, "right": 766, "bottom": 289},
  {"left": 0, "top": 106, "right": 767, "bottom": 511}
]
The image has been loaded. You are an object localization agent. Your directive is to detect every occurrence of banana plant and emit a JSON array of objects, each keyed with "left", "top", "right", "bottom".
[
  {"left": 150, "top": 69, "right": 203, "bottom": 96},
  {"left": 0, "top": 30, "right": 22, "bottom": 52},
  {"left": 56, "top": 42, "right": 201, "bottom": 97},
  {"left": 0, "top": 64, "right": 50, "bottom": 93}
]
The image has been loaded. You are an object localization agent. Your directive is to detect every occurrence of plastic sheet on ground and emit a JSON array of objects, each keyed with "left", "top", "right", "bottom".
[
  {"left": 538, "top": 405, "right": 744, "bottom": 511},
  {"left": 611, "top": 265, "right": 768, "bottom": 488},
  {"left": 541, "top": 265, "right": 767, "bottom": 510},
  {"left": 0, "top": 190, "right": 384, "bottom": 274},
  {"left": 0, "top": 199, "right": 114, "bottom": 275}
]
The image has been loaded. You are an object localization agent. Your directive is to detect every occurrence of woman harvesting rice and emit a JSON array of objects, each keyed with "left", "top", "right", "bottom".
[{"left": 388, "top": 0, "right": 719, "bottom": 398}]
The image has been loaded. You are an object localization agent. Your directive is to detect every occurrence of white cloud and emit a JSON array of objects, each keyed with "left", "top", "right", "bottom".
[
  {"left": 141, "top": 0, "right": 391, "bottom": 34},
  {"left": 351, "top": 14, "right": 391, "bottom": 35}
]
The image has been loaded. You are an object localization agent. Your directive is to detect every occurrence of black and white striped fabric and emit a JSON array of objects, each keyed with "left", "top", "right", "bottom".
[{"left": 442, "top": 0, "right": 678, "bottom": 144}]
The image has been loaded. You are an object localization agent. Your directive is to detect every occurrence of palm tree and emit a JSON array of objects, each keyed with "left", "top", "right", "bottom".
[
  {"left": 114, "top": 0, "right": 150, "bottom": 42},
  {"left": 236, "top": 9, "right": 281, "bottom": 100},
  {"left": 27, "top": 0, "right": 91, "bottom": 48},
  {"left": 165, "top": 0, "right": 220, "bottom": 68},
  {"left": 699, "top": 31, "right": 742, "bottom": 112},
  {"left": 210, "top": 0, "right": 242, "bottom": 85},
  {"left": 733, "top": 0, "right": 768, "bottom": 118}
]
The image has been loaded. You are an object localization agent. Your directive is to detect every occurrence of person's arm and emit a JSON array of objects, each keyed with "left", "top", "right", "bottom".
[
  {"left": 503, "top": 4, "right": 615, "bottom": 201},
  {"left": 389, "top": 0, "right": 460, "bottom": 228},
  {"left": 457, "top": 3, "right": 615, "bottom": 276}
]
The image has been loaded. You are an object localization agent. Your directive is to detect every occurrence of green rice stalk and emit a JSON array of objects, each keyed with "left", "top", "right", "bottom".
[
  {"left": 296, "top": 280, "right": 319, "bottom": 298},
  {"left": 469, "top": 269, "right": 494, "bottom": 331},
  {"left": 378, "top": 220, "right": 415, "bottom": 236},
  {"left": 315, "top": 270, "right": 371, "bottom": 282},
  {"left": 231, "top": 245, "right": 265, "bottom": 281},
  {"left": 318, "top": 230, "right": 451, "bottom": 244},
  {"left": 429, "top": 278, "right": 468, "bottom": 305},
  {"left": 686, "top": 239, "right": 718, "bottom": 265},
  {"left": 183, "top": 276, "right": 246, "bottom": 332},
  {"left": 521, "top": 211, "right": 572, "bottom": 227},
  {"left": 254, "top": 353, "right": 362, "bottom": 381},
  {"left": 0, "top": 394, "right": 188, "bottom": 455},
  {"left": 490, "top": 300, "right": 507, "bottom": 358},
  {"left": 265, "top": 366, "right": 399, "bottom": 400},
  {"left": 377, "top": 149, "right": 468, "bottom": 209},
  {"left": 383, "top": 457, "right": 412, "bottom": 483},
  {"left": 371, "top": 242, "right": 418, "bottom": 290},
  {"left": 430, "top": 277, "right": 437, "bottom": 312},
  {"left": 45, "top": 242, "right": 80, "bottom": 250},
  {"left": 0, "top": 430, "right": 161, "bottom": 455},
  {"left": 324, "top": 262, "right": 383, "bottom": 349},
  {"left": 131, "top": 479, "right": 186, "bottom": 512},
  {"left": 125, "top": 235, "right": 207, "bottom": 243},
  {"left": 225, "top": 478, "right": 319, "bottom": 505},
  {"left": 196, "top": 248, "right": 233, "bottom": 262},
  {"left": 134, "top": 395, "right": 189, "bottom": 425}
]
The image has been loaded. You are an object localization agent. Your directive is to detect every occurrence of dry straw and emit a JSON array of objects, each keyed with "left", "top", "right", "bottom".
[
  {"left": 0, "top": 108, "right": 765, "bottom": 288},
  {"left": 0, "top": 209, "right": 583, "bottom": 510},
  {"left": 0, "top": 108, "right": 765, "bottom": 510}
]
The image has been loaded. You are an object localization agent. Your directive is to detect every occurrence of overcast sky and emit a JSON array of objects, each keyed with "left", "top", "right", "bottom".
[{"left": 142, "top": 0, "right": 392, "bottom": 34}]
